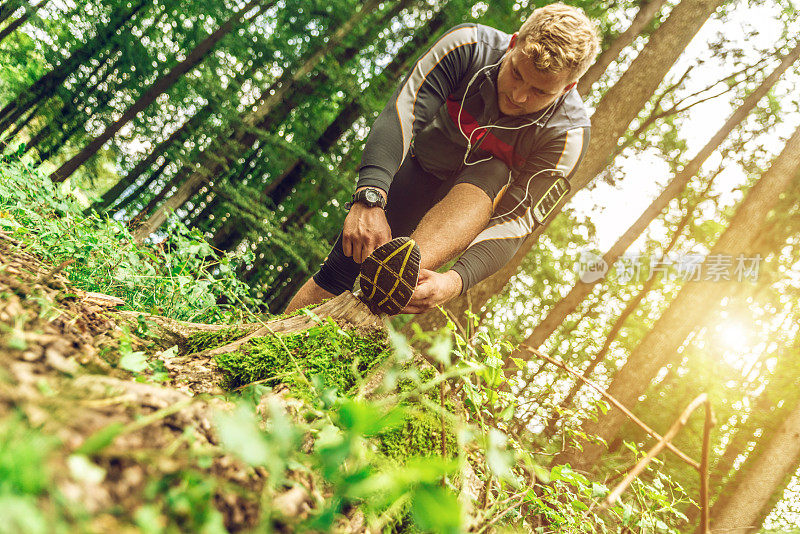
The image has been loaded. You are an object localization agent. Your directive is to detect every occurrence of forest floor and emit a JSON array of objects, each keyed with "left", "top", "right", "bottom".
[
  {"left": 0, "top": 231, "right": 475, "bottom": 533},
  {"left": 0, "top": 232, "right": 269, "bottom": 532},
  {"left": 0, "top": 159, "right": 696, "bottom": 533}
]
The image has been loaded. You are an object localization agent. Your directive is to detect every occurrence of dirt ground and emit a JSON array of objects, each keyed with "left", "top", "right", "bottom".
[{"left": 0, "top": 232, "right": 271, "bottom": 532}]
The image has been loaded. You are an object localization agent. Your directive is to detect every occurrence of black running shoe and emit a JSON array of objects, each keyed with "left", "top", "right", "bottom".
[{"left": 358, "top": 237, "right": 421, "bottom": 315}]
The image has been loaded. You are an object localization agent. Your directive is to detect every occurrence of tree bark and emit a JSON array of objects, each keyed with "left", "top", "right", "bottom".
[
  {"left": 131, "top": 0, "right": 382, "bottom": 241},
  {"left": 49, "top": 0, "right": 267, "bottom": 183},
  {"left": 408, "top": 0, "right": 726, "bottom": 334},
  {"left": 708, "top": 396, "right": 800, "bottom": 533},
  {"left": 554, "top": 123, "right": 800, "bottom": 472},
  {"left": 577, "top": 0, "right": 668, "bottom": 96},
  {"left": 515, "top": 43, "right": 800, "bottom": 353}
]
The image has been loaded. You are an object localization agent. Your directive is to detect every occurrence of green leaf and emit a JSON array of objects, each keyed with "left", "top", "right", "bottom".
[
  {"left": 511, "top": 357, "right": 526, "bottom": 369},
  {"left": 411, "top": 484, "right": 461, "bottom": 534},
  {"left": 499, "top": 403, "right": 516, "bottom": 421},
  {"left": 485, "top": 429, "right": 514, "bottom": 480},
  {"left": 0, "top": 495, "right": 48, "bottom": 534},
  {"left": 570, "top": 500, "right": 588, "bottom": 511},
  {"left": 159, "top": 345, "right": 178, "bottom": 359},
  {"left": 67, "top": 454, "right": 106, "bottom": 484},
  {"left": 533, "top": 464, "right": 550, "bottom": 483},
  {"left": 119, "top": 351, "right": 148, "bottom": 373},
  {"left": 337, "top": 400, "right": 404, "bottom": 437},
  {"left": 387, "top": 325, "right": 413, "bottom": 362},
  {"left": 214, "top": 405, "right": 270, "bottom": 467},
  {"left": 429, "top": 334, "right": 452, "bottom": 365},
  {"left": 76, "top": 422, "right": 125, "bottom": 455}
]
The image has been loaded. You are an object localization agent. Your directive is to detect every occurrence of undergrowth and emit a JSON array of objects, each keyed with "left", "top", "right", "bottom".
[
  {"left": 0, "top": 155, "right": 255, "bottom": 322},
  {"left": 0, "top": 154, "right": 693, "bottom": 532}
]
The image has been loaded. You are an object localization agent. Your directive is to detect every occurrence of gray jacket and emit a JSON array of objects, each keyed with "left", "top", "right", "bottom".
[{"left": 357, "top": 23, "right": 591, "bottom": 293}]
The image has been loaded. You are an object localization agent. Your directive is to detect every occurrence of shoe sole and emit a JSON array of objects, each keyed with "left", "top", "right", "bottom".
[{"left": 358, "top": 237, "right": 420, "bottom": 315}]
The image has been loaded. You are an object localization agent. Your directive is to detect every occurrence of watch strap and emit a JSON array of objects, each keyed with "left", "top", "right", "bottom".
[{"left": 345, "top": 187, "right": 386, "bottom": 210}]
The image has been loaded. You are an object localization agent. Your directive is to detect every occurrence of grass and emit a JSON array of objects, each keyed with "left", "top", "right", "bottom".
[{"left": 0, "top": 155, "right": 257, "bottom": 323}]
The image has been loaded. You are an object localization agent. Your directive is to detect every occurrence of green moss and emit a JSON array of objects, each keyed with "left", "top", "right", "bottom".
[
  {"left": 377, "top": 406, "right": 456, "bottom": 460},
  {"left": 264, "top": 298, "right": 330, "bottom": 322},
  {"left": 185, "top": 328, "right": 247, "bottom": 354},
  {"left": 377, "top": 367, "right": 457, "bottom": 460},
  {"left": 214, "top": 319, "right": 388, "bottom": 393}
]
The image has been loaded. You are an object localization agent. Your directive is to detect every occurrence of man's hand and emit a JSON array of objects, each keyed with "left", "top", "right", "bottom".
[
  {"left": 342, "top": 187, "right": 390, "bottom": 263},
  {"left": 401, "top": 269, "right": 463, "bottom": 314}
]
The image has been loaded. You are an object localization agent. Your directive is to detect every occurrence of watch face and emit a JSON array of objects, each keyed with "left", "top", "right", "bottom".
[{"left": 365, "top": 189, "right": 380, "bottom": 203}]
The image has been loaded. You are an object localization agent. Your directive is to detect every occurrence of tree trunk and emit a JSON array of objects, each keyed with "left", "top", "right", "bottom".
[
  {"left": 681, "top": 331, "right": 800, "bottom": 527},
  {"left": 708, "top": 396, "right": 800, "bottom": 533},
  {"left": 114, "top": 159, "right": 171, "bottom": 216},
  {"left": 408, "top": 0, "right": 725, "bottom": 334},
  {"left": 577, "top": 0, "right": 668, "bottom": 96},
  {"left": 516, "top": 43, "right": 800, "bottom": 353},
  {"left": 0, "top": 0, "right": 19, "bottom": 26},
  {"left": 0, "top": 0, "right": 148, "bottom": 136},
  {"left": 49, "top": 0, "right": 267, "bottom": 183},
  {"left": 93, "top": 104, "right": 213, "bottom": 213},
  {"left": 554, "top": 123, "right": 800, "bottom": 472},
  {"left": 165, "top": 0, "right": 416, "bottom": 239},
  {"left": 131, "top": 0, "right": 382, "bottom": 241},
  {"left": 23, "top": 48, "right": 118, "bottom": 156}
]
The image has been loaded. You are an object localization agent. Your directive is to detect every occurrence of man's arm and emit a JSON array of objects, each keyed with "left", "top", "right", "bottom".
[
  {"left": 403, "top": 126, "right": 589, "bottom": 312},
  {"left": 452, "top": 126, "right": 590, "bottom": 293},
  {"left": 356, "top": 24, "right": 478, "bottom": 193},
  {"left": 342, "top": 186, "right": 390, "bottom": 264},
  {"left": 344, "top": 24, "right": 478, "bottom": 262}
]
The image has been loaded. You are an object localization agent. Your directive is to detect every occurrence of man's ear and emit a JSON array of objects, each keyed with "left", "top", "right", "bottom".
[{"left": 508, "top": 33, "right": 518, "bottom": 50}]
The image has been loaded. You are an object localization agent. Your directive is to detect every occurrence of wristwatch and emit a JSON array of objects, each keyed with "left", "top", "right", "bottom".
[{"left": 345, "top": 187, "right": 387, "bottom": 210}]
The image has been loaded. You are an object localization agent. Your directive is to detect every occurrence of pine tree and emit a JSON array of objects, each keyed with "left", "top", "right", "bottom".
[{"left": 49, "top": 0, "right": 269, "bottom": 183}]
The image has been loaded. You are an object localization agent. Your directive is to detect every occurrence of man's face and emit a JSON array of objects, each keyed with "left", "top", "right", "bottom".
[{"left": 497, "top": 34, "right": 574, "bottom": 116}]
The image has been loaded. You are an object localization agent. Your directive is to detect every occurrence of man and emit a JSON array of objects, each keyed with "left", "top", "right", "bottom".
[{"left": 286, "top": 3, "right": 599, "bottom": 314}]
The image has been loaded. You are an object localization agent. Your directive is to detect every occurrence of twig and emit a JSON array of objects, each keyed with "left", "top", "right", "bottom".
[
  {"left": 599, "top": 394, "right": 707, "bottom": 509},
  {"left": 699, "top": 399, "right": 716, "bottom": 533},
  {"left": 37, "top": 258, "right": 74, "bottom": 284},
  {"left": 476, "top": 490, "right": 528, "bottom": 534},
  {"left": 518, "top": 344, "right": 699, "bottom": 469},
  {"left": 439, "top": 362, "right": 447, "bottom": 472}
]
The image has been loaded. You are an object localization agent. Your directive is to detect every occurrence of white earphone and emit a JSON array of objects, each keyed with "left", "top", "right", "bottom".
[{"left": 453, "top": 55, "right": 562, "bottom": 220}]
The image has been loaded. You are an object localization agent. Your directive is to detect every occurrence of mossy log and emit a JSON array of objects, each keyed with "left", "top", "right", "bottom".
[
  {"left": 125, "top": 292, "right": 385, "bottom": 394},
  {"left": 122, "top": 292, "right": 382, "bottom": 349}
]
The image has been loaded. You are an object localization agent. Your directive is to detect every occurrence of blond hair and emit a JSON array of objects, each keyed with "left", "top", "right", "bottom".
[{"left": 517, "top": 3, "right": 599, "bottom": 80}]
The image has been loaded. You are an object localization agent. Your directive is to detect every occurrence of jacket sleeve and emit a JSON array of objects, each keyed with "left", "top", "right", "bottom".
[
  {"left": 356, "top": 25, "right": 478, "bottom": 193},
  {"left": 451, "top": 126, "right": 590, "bottom": 293}
]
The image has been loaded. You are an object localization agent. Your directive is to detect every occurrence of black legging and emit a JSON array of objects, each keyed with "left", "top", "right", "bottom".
[{"left": 313, "top": 153, "right": 458, "bottom": 295}]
